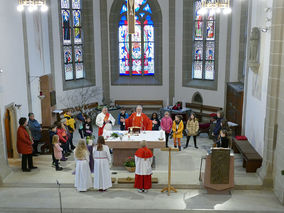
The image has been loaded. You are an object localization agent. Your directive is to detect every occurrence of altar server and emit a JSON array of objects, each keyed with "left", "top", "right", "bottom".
[
  {"left": 74, "top": 140, "right": 92, "bottom": 192},
  {"left": 96, "top": 107, "right": 115, "bottom": 136},
  {"left": 134, "top": 141, "right": 153, "bottom": 193},
  {"left": 121, "top": 105, "right": 152, "bottom": 131},
  {"left": 93, "top": 136, "right": 112, "bottom": 191}
]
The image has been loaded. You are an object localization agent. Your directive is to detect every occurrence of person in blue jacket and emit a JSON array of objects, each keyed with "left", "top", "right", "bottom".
[
  {"left": 118, "top": 108, "right": 129, "bottom": 130},
  {"left": 28, "top": 113, "right": 42, "bottom": 155},
  {"left": 212, "top": 111, "right": 224, "bottom": 141}
]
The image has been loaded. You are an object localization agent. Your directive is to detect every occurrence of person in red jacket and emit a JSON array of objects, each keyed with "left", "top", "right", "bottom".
[
  {"left": 17, "top": 117, "right": 38, "bottom": 172},
  {"left": 56, "top": 121, "right": 69, "bottom": 161}
]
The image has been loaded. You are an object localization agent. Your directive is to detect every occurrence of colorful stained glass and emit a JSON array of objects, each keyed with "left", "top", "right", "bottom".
[
  {"left": 144, "top": 25, "right": 154, "bottom": 42},
  {"left": 72, "top": 0, "right": 81, "bottom": 9},
  {"left": 119, "top": 0, "right": 155, "bottom": 76},
  {"left": 132, "top": 42, "right": 141, "bottom": 60},
  {"left": 143, "top": 3, "right": 152, "bottom": 13},
  {"left": 65, "top": 64, "right": 73, "bottom": 80},
  {"left": 206, "top": 21, "right": 215, "bottom": 40},
  {"left": 205, "top": 61, "right": 214, "bottom": 80},
  {"left": 119, "top": 43, "right": 129, "bottom": 60},
  {"left": 193, "top": 61, "right": 203, "bottom": 79},
  {"left": 61, "top": 0, "right": 69, "bottom": 9},
  {"left": 207, "top": 12, "right": 215, "bottom": 21},
  {"left": 206, "top": 42, "right": 214, "bottom": 60},
  {"left": 195, "top": 1, "right": 202, "bottom": 21},
  {"left": 144, "top": 58, "right": 154, "bottom": 75},
  {"left": 194, "top": 41, "right": 203, "bottom": 60},
  {"left": 75, "top": 63, "right": 84, "bottom": 79},
  {"left": 119, "top": 25, "right": 129, "bottom": 42},
  {"left": 132, "top": 25, "right": 141, "bottom": 41},
  {"left": 132, "top": 60, "right": 142, "bottom": 75},
  {"left": 74, "top": 46, "right": 83, "bottom": 63},
  {"left": 120, "top": 60, "right": 130, "bottom": 75},
  {"left": 64, "top": 46, "right": 72, "bottom": 63},
  {"left": 73, "top": 10, "right": 81, "bottom": 27},
  {"left": 62, "top": 10, "right": 70, "bottom": 27},
  {"left": 195, "top": 21, "right": 203, "bottom": 40},
  {"left": 74, "top": 28, "right": 82, "bottom": 44},
  {"left": 144, "top": 42, "right": 154, "bottom": 59}
]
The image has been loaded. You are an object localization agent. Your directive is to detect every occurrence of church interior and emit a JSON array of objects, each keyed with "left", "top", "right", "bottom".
[{"left": 0, "top": 0, "right": 284, "bottom": 212}]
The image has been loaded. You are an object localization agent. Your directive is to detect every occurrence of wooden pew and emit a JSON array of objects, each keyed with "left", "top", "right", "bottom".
[
  {"left": 115, "top": 100, "right": 163, "bottom": 116},
  {"left": 186, "top": 102, "right": 222, "bottom": 122},
  {"left": 232, "top": 137, "right": 263, "bottom": 172}
]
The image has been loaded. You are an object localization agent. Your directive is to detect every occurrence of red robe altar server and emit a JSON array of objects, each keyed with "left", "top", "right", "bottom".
[
  {"left": 122, "top": 105, "right": 152, "bottom": 131},
  {"left": 134, "top": 141, "right": 153, "bottom": 193}
]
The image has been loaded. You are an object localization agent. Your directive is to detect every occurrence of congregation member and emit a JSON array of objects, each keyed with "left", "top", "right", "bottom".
[
  {"left": 216, "top": 129, "right": 229, "bottom": 148},
  {"left": 212, "top": 110, "right": 224, "bottom": 140},
  {"left": 74, "top": 140, "right": 92, "bottom": 192},
  {"left": 64, "top": 110, "right": 76, "bottom": 150},
  {"left": 76, "top": 112, "right": 85, "bottom": 139},
  {"left": 184, "top": 113, "right": 199, "bottom": 149},
  {"left": 134, "top": 141, "right": 153, "bottom": 193},
  {"left": 117, "top": 108, "right": 129, "bottom": 130},
  {"left": 151, "top": 112, "right": 160, "bottom": 131},
  {"left": 62, "top": 119, "right": 73, "bottom": 154},
  {"left": 93, "top": 136, "right": 112, "bottom": 191},
  {"left": 52, "top": 135, "right": 63, "bottom": 171},
  {"left": 96, "top": 107, "right": 115, "bottom": 136},
  {"left": 17, "top": 117, "right": 38, "bottom": 172},
  {"left": 49, "top": 124, "right": 57, "bottom": 167},
  {"left": 121, "top": 105, "right": 152, "bottom": 130},
  {"left": 83, "top": 116, "right": 93, "bottom": 137},
  {"left": 160, "top": 111, "right": 173, "bottom": 148},
  {"left": 28, "top": 113, "right": 42, "bottom": 155},
  {"left": 172, "top": 115, "right": 184, "bottom": 151},
  {"left": 56, "top": 121, "right": 69, "bottom": 161}
]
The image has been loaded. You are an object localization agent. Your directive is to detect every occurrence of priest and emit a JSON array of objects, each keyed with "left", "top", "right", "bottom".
[
  {"left": 96, "top": 107, "right": 115, "bottom": 136},
  {"left": 121, "top": 105, "right": 152, "bottom": 131}
]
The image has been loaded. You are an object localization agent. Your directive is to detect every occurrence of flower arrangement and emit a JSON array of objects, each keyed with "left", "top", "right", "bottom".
[{"left": 124, "top": 157, "right": 136, "bottom": 172}]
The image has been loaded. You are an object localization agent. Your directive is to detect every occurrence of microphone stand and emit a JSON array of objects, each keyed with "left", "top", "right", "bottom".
[{"left": 56, "top": 180, "right": 63, "bottom": 213}]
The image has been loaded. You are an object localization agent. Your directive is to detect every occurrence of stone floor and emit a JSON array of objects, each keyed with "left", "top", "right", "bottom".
[
  {"left": 0, "top": 188, "right": 284, "bottom": 213},
  {"left": 4, "top": 127, "right": 262, "bottom": 188}
]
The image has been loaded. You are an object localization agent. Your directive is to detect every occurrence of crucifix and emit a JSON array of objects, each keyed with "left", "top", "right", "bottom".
[{"left": 127, "top": 0, "right": 135, "bottom": 34}]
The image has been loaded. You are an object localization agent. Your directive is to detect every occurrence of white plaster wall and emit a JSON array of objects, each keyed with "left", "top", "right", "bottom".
[
  {"left": 244, "top": 0, "right": 272, "bottom": 157},
  {"left": 0, "top": 0, "right": 30, "bottom": 180},
  {"left": 108, "top": 0, "right": 170, "bottom": 104},
  {"left": 175, "top": 0, "right": 228, "bottom": 108}
]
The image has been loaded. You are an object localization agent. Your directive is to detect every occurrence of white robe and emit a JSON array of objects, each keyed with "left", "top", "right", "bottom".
[
  {"left": 96, "top": 112, "right": 115, "bottom": 135},
  {"left": 135, "top": 156, "right": 153, "bottom": 175},
  {"left": 74, "top": 150, "right": 92, "bottom": 192},
  {"left": 93, "top": 145, "right": 112, "bottom": 190}
]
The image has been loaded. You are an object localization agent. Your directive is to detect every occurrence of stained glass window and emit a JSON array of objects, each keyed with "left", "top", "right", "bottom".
[
  {"left": 192, "top": 0, "right": 216, "bottom": 80},
  {"left": 61, "top": 0, "right": 84, "bottom": 80},
  {"left": 118, "top": 0, "right": 155, "bottom": 76}
]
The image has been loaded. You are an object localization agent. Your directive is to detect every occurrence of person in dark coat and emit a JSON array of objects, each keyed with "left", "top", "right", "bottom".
[
  {"left": 83, "top": 117, "right": 93, "bottom": 137},
  {"left": 28, "top": 113, "right": 42, "bottom": 155},
  {"left": 212, "top": 111, "right": 224, "bottom": 141},
  {"left": 49, "top": 123, "right": 57, "bottom": 166},
  {"left": 17, "top": 117, "right": 38, "bottom": 172},
  {"left": 151, "top": 112, "right": 160, "bottom": 131}
]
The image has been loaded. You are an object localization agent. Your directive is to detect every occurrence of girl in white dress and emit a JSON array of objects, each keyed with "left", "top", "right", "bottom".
[
  {"left": 93, "top": 136, "right": 112, "bottom": 191},
  {"left": 74, "top": 140, "right": 92, "bottom": 192}
]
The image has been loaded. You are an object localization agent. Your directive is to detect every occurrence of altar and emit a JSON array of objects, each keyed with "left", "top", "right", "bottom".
[{"left": 104, "top": 131, "right": 166, "bottom": 167}]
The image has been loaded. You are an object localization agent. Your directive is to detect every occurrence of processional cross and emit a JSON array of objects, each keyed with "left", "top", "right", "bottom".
[{"left": 127, "top": 0, "right": 135, "bottom": 34}]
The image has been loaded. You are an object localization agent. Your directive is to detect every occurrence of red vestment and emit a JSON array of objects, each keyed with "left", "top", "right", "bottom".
[
  {"left": 125, "top": 113, "right": 152, "bottom": 131},
  {"left": 134, "top": 147, "right": 153, "bottom": 190}
]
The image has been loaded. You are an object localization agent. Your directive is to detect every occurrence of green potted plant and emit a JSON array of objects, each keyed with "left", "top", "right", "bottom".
[{"left": 124, "top": 157, "right": 136, "bottom": 172}]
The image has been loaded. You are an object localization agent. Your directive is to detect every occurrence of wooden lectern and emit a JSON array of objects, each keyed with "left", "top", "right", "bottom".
[{"left": 161, "top": 147, "right": 179, "bottom": 196}]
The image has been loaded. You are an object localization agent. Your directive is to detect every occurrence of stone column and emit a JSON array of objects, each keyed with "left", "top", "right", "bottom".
[{"left": 259, "top": 0, "right": 284, "bottom": 204}]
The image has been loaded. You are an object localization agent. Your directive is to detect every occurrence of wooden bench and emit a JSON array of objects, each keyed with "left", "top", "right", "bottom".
[
  {"left": 186, "top": 102, "right": 222, "bottom": 122},
  {"left": 115, "top": 100, "right": 163, "bottom": 116},
  {"left": 232, "top": 138, "right": 263, "bottom": 173}
]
